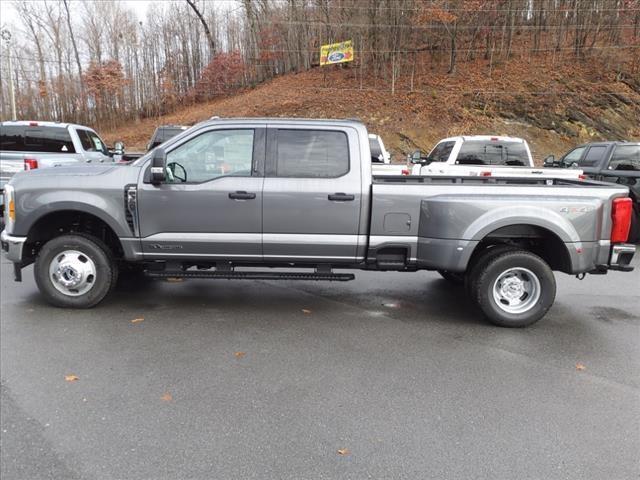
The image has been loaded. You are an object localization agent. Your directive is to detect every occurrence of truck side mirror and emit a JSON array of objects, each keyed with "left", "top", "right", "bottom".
[
  {"left": 113, "top": 141, "right": 125, "bottom": 155},
  {"left": 410, "top": 150, "right": 423, "bottom": 164},
  {"left": 150, "top": 148, "right": 167, "bottom": 184},
  {"left": 543, "top": 155, "right": 555, "bottom": 167}
]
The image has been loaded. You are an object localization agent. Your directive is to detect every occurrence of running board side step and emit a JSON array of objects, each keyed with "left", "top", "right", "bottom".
[{"left": 145, "top": 270, "right": 355, "bottom": 281}]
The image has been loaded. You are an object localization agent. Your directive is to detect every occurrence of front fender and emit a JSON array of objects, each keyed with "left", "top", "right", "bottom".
[{"left": 15, "top": 192, "right": 129, "bottom": 238}]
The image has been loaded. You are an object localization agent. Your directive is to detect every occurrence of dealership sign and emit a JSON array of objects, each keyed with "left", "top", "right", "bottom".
[{"left": 320, "top": 40, "right": 354, "bottom": 66}]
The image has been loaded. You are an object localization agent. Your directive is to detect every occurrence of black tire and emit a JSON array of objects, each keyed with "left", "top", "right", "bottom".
[
  {"left": 472, "top": 250, "right": 556, "bottom": 328},
  {"left": 34, "top": 234, "right": 116, "bottom": 308},
  {"left": 437, "top": 270, "right": 464, "bottom": 285},
  {"left": 464, "top": 245, "right": 518, "bottom": 300}
]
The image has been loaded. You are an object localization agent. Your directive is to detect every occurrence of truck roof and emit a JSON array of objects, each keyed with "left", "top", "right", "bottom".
[
  {"left": 573, "top": 141, "right": 640, "bottom": 147},
  {"left": 0, "top": 120, "right": 94, "bottom": 130},
  {"left": 195, "top": 117, "right": 366, "bottom": 128},
  {"left": 438, "top": 135, "right": 527, "bottom": 143}
]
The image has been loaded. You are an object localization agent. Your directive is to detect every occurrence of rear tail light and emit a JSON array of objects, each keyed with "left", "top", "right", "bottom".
[
  {"left": 24, "top": 158, "right": 39, "bottom": 170},
  {"left": 480, "top": 171, "right": 492, "bottom": 177},
  {"left": 578, "top": 174, "right": 587, "bottom": 180},
  {"left": 611, "top": 197, "right": 632, "bottom": 243},
  {"left": 401, "top": 169, "right": 410, "bottom": 175}
]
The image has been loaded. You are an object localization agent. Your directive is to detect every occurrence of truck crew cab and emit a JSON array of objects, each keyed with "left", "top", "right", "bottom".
[{"left": 1, "top": 119, "right": 636, "bottom": 327}]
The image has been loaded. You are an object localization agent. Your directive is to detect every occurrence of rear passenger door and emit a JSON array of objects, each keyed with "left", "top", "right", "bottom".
[{"left": 262, "top": 125, "right": 363, "bottom": 263}]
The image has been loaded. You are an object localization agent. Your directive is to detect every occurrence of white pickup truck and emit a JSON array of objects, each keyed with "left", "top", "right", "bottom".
[{"left": 409, "top": 136, "right": 584, "bottom": 179}]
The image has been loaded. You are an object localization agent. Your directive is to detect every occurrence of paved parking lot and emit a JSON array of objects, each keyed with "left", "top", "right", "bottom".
[{"left": 1, "top": 257, "right": 639, "bottom": 480}]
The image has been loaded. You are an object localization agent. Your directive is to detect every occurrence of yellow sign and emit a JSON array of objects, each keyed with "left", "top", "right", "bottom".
[{"left": 320, "top": 40, "right": 354, "bottom": 66}]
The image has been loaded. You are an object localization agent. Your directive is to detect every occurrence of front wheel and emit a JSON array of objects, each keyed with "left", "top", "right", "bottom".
[
  {"left": 472, "top": 250, "right": 556, "bottom": 328},
  {"left": 34, "top": 234, "right": 116, "bottom": 308}
]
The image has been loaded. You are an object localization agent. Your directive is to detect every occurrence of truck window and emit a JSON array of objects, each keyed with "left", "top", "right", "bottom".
[
  {"left": 23, "top": 127, "right": 76, "bottom": 153},
  {"left": 607, "top": 145, "right": 640, "bottom": 171},
  {"left": 428, "top": 141, "right": 455, "bottom": 162},
  {"left": 579, "top": 146, "right": 607, "bottom": 167},
  {"left": 560, "top": 146, "right": 586, "bottom": 166},
  {"left": 0, "top": 125, "right": 26, "bottom": 151},
  {"left": 457, "top": 140, "right": 528, "bottom": 166},
  {"left": 276, "top": 129, "right": 349, "bottom": 178},
  {"left": 165, "top": 129, "right": 254, "bottom": 183},
  {"left": 77, "top": 129, "right": 107, "bottom": 155}
]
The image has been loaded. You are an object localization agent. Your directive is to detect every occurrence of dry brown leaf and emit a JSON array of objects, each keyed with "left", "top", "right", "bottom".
[
  {"left": 337, "top": 448, "right": 350, "bottom": 456},
  {"left": 131, "top": 317, "right": 144, "bottom": 324},
  {"left": 165, "top": 277, "right": 184, "bottom": 283},
  {"left": 575, "top": 363, "right": 586, "bottom": 371},
  {"left": 161, "top": 392, "right": 173, "bottom": 402},
  {"left": 234, "top": 351, "right": 246, "bottom": 359},
  {"left": 65, "top": 374, "right": 79, "bottom": 382},
  {"left": 302, "top": 309, "right": 312, "bottom": 314}
]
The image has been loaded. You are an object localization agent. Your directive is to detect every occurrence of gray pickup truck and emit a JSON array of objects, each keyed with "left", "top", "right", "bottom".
[{"left": 1, "top": 119, "right": 636, "bottom": 327}]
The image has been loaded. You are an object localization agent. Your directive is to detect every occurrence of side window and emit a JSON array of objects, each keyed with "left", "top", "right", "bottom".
[
  {"left": 428, "top": 141, "right": 455, "bottom": 162},
  {"left": 276, "top": 129, "right": 349, "bottom": 178},
  {"left": 561, "top": 146, "right": 586, "bottom": 166},
  {"left": 23, "top": 127, "right": 76, "bottom": 153},
  {"left": 607, "top": 145, "right": 640, "bottom": 171},
  {"left": 77, "top": 130, "right": 95, "bottom": 151},
  {"left": 0, "top": 126, "right": 26, "bottom": 151},
  {"left": 578, "top": 146, "right": 607, "bottom": 167},
  {"left": 165, "top": 129, "right": 254, "bottom": 183}
]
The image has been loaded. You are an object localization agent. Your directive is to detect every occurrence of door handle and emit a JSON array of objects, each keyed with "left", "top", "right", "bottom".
[
  {"left": 328, "top": 193, "right": 355, "bottom": 202},
  {"left": 229, "top": 191, "right": 256, "bottom": 200}
]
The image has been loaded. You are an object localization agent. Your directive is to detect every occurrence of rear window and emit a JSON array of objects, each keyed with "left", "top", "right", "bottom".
[
  {"left": 276, "top": 129, "right": 349, "bottom": 178},
  {"left": 0, "top": 125, "right": 26, "bottom": 151},
  {"left": 1, "top": 125, "right": 77, "bottom": 153},
  {"left": 578, "top": 146, "right": 607, "bottom": 167},
  {"left": 608, "top": 145, "right": 640, "bottom": 171},
  {"left": 456, "top": 140, "right": 528, "bottom": 166},
  {"left": 428, "top": 141, "right": 455, "bottom": 162}
]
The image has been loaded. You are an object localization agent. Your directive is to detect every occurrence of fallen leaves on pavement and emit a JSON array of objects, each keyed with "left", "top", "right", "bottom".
[
  {"left": 161, "top": 392, "right": 173, "bottom": 402},
  {"left": 302, "top": 309, "right": 312, "bottom": 314},
  {"left": 234, "top": 351, "right": 246, "bottom": 359},
  {"left": 337, "top": 448, "right": 350, "bottom": 456},
  {"left": 65, "top": 374, "right": 79, "bottom": 382},
  {"left": 131, "top": 317, "right": 144, "bottom": 324},
  {"left": 575, "top": 363, "right": 586, "bottom": 371}
]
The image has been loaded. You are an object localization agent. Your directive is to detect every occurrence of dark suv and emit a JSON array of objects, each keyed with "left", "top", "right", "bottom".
[{"left": 545, "top": 141, "right": 640, "bottom": 242}]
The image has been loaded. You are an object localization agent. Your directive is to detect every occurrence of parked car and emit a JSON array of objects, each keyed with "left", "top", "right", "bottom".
[
  {"left": 409, "top": 136, "right": 583, "bottom": 179},
  {"left": 0, "top": 121, "right": 116, "bottom": 225},
  {"left": 544, "top": 141, "right": 640, "bottom": 242},
  {"left": 1, "top": 118, "right": 635, "bottom": 327}
]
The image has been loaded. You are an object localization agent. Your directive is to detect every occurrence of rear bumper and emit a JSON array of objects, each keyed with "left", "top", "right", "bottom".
[
  {"left": 0, "top": 230, "right": 26, "bottom": 263},
  {"left": 607, "top": 243, "right": 636, "bottom": 272}
]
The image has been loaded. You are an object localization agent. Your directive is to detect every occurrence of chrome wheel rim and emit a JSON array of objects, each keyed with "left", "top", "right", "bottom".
[
  {"left": 492, "top": 267, "right": 541, "bottom": 314},
  {"left": 49, "top": 250, "right": 97, "bottom": 297}
]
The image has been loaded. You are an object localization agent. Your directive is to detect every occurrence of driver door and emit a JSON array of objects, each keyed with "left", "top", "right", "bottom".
[{"left": 136, "top": 126, "right": 265, "bottom": 260}]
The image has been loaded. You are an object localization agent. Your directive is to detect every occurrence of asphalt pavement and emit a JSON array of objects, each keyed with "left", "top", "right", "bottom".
[{"left": 1, "top": 256, "right": 639, "bottom": 480}]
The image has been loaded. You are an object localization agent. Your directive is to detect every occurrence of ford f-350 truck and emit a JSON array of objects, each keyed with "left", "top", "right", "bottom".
[{"left": 1, "top": 119, "right": 636, "bottom": 327}]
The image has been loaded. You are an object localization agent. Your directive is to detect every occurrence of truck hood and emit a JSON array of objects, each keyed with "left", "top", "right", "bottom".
[{"left": 11, "top": 163, "right": 122, "bottom": 178}]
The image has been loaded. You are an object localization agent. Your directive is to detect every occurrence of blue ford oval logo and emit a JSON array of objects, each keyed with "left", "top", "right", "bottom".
[{"left": 328, "top": 51, "right": 344, "bottom": 62}]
